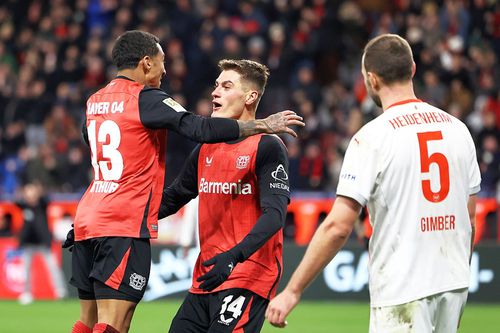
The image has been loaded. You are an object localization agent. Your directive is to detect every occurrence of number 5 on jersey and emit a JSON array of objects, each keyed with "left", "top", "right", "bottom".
[
  {"left": 88, "top": 120, "right": 124, "bottom": 181},
  {"left": 417, "top": 131, "right": 450, "bottom": 203}
]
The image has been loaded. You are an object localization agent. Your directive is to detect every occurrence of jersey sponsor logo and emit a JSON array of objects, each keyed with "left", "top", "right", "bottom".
[
  {"left": 199, "top": 178, "right": 253, "bottom": 195},
  {"left": 236, "top": 155, "right": 250, "bottom": 169},
  {"left": 129, "top": 273, "right": 147, "bottom": 291},
  {"left": 205, "top": 156, "right": 213, "bottom": 167},
  {"left": 271, "top": 164, "right": 288, "bottom": 183},
  {"left": 89, "top": 180, "right": 119, "bottom": 193},
  {"left": 162, "top": 97, "right": 186, "bottom": 112},
  {"left": 270, "top": 164, "right": 290, "bottom": 191}
]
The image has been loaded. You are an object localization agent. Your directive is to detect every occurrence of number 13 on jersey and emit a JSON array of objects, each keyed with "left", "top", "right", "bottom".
[
  {"left": 417, "top": 131, "right": 450, "bottom": 203},
  {"left": 88, "top": 119, "right": 124, "bottom": 181}
]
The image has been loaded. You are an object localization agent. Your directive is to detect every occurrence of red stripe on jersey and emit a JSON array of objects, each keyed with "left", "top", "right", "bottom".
[
  {"left": 233, "top": 296, "right": 254, "bottom": 333},
  {"left": 386, "top": 98, "right": 423, "bottom": 110},
  {"left": 105, "top": 247, "right": 131, "bottom": 290}
]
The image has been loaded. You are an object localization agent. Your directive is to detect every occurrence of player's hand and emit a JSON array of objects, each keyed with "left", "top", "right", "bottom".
[
  {"left": 261, "top": 111, "right": 305, "bottom": 138},
  {"left": 265, "top": 289, "right": 300, "bottom": 328},
  {"left": 61, "top": 226, "right": 74, "bottom": 252},
  {"left": 197, "top": 251, "right": 237, "bottom": 291}
]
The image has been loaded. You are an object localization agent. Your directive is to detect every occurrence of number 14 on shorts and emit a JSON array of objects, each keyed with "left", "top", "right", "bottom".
[{"left": 218, "top": 295, "right": 246, "bottom": 325}]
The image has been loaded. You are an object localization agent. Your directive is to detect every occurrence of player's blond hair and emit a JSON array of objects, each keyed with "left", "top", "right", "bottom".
[{"left": 218, "top": 59, "right": 270, "bottom": 100}]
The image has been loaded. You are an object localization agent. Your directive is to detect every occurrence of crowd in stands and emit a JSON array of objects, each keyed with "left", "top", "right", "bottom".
[{"left": 0, "top": 0, "right": 498, "bottom": 201}]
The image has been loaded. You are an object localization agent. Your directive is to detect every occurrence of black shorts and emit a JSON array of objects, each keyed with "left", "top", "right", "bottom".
[
  {"left": 168, "top": 288, "right": 268, "bottom": 333},
  {"left": 69, "top": 237, "right": 151, "bottom": 303}
]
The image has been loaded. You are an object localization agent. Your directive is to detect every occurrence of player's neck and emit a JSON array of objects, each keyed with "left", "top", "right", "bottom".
[
  {"left": 379, "top": 81, "right": 417, "bottom": 112},
  {"left": 235, "top": 108, "right": 256, "bottom": 121},
  {"left": 116, "top": 69, "right": 145, "bottom": 85}
]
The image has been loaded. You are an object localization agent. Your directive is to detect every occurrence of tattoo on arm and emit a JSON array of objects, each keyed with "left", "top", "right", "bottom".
[{"left": 237, "top": 119, "right": 267, "bottom": 137}]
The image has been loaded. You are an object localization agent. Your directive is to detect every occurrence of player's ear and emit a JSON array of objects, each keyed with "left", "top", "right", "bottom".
[
  {"left": 411, "top": 61, "right": 416, "bottom": 78},
  {"left": 368, "top": 72, "right": 380, "bottom": 91},
  {"left": 141, "top": 56, "right": 152, "bottom": 73},
  {"left": 245, "top": 90, "right": 259, "bottom": 105}
]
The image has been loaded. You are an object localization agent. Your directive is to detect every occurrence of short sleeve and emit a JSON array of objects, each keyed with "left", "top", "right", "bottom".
[{"left": 336, "top": 129, "right": 380, "bottom": 206}]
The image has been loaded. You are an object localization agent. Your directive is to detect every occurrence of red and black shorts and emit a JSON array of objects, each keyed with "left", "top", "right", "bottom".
[
  {"left": 69, "top": 237, "right": 151, "bottom": 303},
  {"left": 168, "top": 288, "right": 268, "bottom": 333}
]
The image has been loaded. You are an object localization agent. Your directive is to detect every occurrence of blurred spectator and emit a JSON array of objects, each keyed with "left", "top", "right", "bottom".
[
  {"left": 477, "top": 134, "right": 500, "bottom": 198},
  {"left": 297, "top": 140, "right": 330, "bottom": 190},
  {"left": 0, "top": 212, "right": 12, "bottom": 237},
  {"left": 16, "top": 182, "right": 67, "bottom": 304},
  {"left": 420, "top": 71, "right": 447, "bottom": 109}
]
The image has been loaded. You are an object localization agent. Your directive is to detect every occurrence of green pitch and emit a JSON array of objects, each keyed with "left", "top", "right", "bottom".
[{"left": 1, "top": 300, "right": 498, "bottom": 332}]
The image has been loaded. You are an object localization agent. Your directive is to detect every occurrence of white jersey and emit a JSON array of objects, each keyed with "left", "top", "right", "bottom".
[{"left": 336, "top": 100, "right": 481, "bottom": 307}]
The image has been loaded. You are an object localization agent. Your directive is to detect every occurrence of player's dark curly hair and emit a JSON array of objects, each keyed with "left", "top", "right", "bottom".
[{"left": 112, "top": 30, "right": 160, "bottom": 70}]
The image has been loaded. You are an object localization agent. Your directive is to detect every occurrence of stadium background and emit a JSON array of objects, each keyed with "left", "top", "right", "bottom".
[{"left": 0, "top": 0, "right": 499, "bottom": 331}]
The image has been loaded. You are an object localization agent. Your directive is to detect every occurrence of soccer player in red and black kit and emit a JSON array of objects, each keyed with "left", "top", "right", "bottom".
[
  {"left": 64, "top": 31, "right": 303, "bottom": 333},
  {"left": 159, "top": 59, "right": 290, "bottom": 333}
]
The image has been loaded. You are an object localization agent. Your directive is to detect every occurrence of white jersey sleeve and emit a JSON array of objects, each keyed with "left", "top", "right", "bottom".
[
  {"left": 337, "top": 128, "right": 380, "bottom": 207},
  {"left": 463, "top": 123, "right": 481, "bottom": 195}
]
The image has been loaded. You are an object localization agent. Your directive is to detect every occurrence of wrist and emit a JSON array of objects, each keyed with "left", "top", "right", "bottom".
[
  {"left": 285, "top": 280, "right": 305, "bottom": 297},
  {"left": 237, "top": 119, "right": 267, "bottom": 137},
  {"left": 227, "top": 247, "right": 245, "bottom": 263}
]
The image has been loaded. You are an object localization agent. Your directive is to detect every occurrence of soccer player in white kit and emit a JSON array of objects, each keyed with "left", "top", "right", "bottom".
[{"left": 265, "top": 34, "right": 481, "bottom": 333}]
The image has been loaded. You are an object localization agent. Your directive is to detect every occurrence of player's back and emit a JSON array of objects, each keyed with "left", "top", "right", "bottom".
[
  {"left": 355, "top": 100, "right": 481, "bottom": 306},
  {"left": 74, "top": 78, "right": 166, "bottom": 241}
]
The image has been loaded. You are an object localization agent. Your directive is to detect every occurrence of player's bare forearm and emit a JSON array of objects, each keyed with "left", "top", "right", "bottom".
[
  {"left": 237, "top": 119, "right": 268, "bottom": 137},
  {"left": 237, "top": 110, "right": 304, "bottom": 138},
  {"left": 285, "top": 196, "right": 361, "bottom": 294},
  {"left": 266, "top": 197, "right": 360, "bottom": 328},
  {"left": 286, "top": 219, "right": 350, "bottom": 295}
]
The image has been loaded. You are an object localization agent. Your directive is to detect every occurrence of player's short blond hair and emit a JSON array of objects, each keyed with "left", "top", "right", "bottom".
[{"left": 218, "top": 59, "right": 270, "bottom": 98}]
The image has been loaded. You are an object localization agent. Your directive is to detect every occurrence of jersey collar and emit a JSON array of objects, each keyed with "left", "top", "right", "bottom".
[
  {"left": 385, "top": 99, "right": 422, "bottom": 111},
  {"left": 115, "top": 75, "right": 134, "bottom": 81}
]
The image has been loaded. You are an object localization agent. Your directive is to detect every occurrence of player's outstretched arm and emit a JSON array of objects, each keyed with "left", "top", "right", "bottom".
[
  {"left": 238, "top": 110, "right": 304, "bottom": 138},
  {"left": 139, "top": 89, "right": 304, "bottom": 142},
  {"left": 266, "top": 196, "right": 361, "bottom": 328}
]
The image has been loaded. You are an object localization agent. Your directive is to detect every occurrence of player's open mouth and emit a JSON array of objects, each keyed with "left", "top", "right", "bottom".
[{"left": 212, "top": 101, "right": 222, "bottom": 111}]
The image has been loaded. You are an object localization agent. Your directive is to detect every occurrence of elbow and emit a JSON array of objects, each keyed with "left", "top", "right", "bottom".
[{"left": 322, "top": 220, "right": 352, "bottom": 243}]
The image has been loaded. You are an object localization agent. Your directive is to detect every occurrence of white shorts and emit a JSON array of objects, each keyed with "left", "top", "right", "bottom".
[{"left": 369, "top": 288, "right": 468, "bottom": 333}]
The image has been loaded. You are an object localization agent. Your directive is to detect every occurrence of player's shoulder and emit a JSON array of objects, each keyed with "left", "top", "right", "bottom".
[
  {"left": 259, "top": 134, "right": 287, "bottom": 151},
  {"left": 425, "top": 103, "right": 470, "bottom": 131},
  {"left": 140, "top": 86, "right": 169, "bottom": 98},
  {"left": 353, "top": 117, "right": 380, "bottom": 141},
  {"left": 93, "top": 78, "right": 144, "bottom": 97},
  {"left": 256, "top": 135, "right": 288, "bottom": 162}
]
